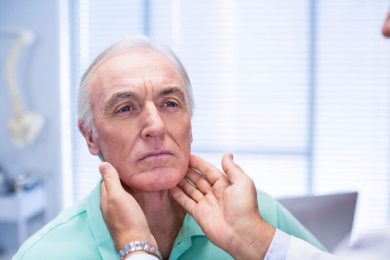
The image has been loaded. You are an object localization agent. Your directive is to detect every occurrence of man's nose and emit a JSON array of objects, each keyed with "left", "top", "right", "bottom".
[{"left": 141, "top": 103, "right": 165, "bottom": 139}]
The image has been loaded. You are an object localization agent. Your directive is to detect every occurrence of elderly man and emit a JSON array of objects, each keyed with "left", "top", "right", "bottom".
[{"left": 13, "top": 37, "right": 324, "bottom": 259}]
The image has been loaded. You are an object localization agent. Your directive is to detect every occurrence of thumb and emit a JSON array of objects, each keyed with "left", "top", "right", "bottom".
[
  {"left": 99, "top": 162, "right": 122, "bottom": 196},
  {"left": 222, "top": 153, "right": 245, "bottom": 183}
]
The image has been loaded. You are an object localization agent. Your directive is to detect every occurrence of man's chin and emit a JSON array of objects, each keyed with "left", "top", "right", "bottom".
[{"left": 125, "top": 167, "right": 185, "bottom": 192}]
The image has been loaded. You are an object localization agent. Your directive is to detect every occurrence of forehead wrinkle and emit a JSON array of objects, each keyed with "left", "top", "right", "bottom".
[
  {"left": 104, "top": 90, "right": 140, "bottom": 113},
  {"left": 139, "top": 75, "right": 185, "bottom": 98},
  {"left": 158, "top": 87, "right": 186, "bottom": 101}
]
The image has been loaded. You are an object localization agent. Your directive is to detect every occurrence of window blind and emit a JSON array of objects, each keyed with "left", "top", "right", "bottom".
[
  {"left": 314, "top": 0, "right": 390, "bottom": 236},
  {"left": 63, "top": 0, "right": 390, "bottom": 238}
]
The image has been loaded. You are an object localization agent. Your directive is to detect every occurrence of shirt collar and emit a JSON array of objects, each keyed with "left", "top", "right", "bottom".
[
  {"left": 86, "top": 181, "right": 117, "bottom": 260},
  {"left": 85, "top": 181, "right": 207, "bottom": 260},
  {"left": 181, "top": 213, "right": 205, "bottom": 237},
  {"left": 169, "top": 210, "right": 206, "bottom": 259}
]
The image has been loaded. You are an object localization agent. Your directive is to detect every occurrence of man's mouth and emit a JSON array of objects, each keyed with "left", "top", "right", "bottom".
[{"left": 139, "top": 150, "right": 174, "bottom": 161}]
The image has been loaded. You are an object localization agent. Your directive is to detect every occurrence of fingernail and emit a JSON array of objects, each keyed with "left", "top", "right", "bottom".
[
  {"left": 229, "top": 153, "right": 233, "bottom": 160},
  {"left": 99, "top": 163, "right": 109, "bottom": 174}
]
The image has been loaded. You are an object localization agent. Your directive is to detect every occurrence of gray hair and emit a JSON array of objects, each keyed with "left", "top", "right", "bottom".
[{"left": 77, "top": 35, "right": 194, "bottom": 134}]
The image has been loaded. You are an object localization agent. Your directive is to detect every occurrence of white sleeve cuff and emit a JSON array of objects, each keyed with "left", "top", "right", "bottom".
[
  {"left": 264, "top": 229, "right": 291, "bottom": 260},
  {"left": 286, "top": 233, "right": 335, "bottom": 260}
]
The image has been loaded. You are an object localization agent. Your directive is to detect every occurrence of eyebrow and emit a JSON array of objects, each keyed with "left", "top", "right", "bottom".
[
  {"left": 103, "top": 87, "right": 187, "bottom": 113},
  {"left": 158, "top": 87, "right": 186, "bottom": 102},
  {"left": 104, "top": 91, "right": 139, "bottom": 113}
]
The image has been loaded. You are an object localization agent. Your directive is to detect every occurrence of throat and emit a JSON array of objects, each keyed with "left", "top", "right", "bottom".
[{"left": 132, "top": 190, "right": 186, "bottom": 259}]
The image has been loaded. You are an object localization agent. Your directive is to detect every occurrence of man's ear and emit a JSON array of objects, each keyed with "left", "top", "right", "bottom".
[{"left": 78, "top": 120, "right": 100, "bottom": 155}]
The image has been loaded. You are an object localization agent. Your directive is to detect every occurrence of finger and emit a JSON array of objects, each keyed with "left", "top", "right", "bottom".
[
  {"left": 221, "top": 153, "right": 246, "bottom": 183},
  {"left": 190, "top": 154, "right": 224, "bottom": 184},
  {"left": 100, "top": 182, "right": 107, "bottom": 213},
  {"left": 186, "top": 169, "right": 212, "bottom": 194},
  {"left": 178, "top": 178, "right": 204, "bottom": 202},
  {"left": 169, "top": 186, "right": 197, "bottom": 215},
  {"left": 383, "top": 11, "right": 390, "bottom": 37},
  {"left": 99, "top": 162, "right": 124, "bottom": 198}
]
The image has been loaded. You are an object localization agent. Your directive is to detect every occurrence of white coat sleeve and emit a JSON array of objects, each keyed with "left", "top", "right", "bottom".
[
  {"left": 265, "top": 229, "right": 336, "bottom": 260},
  {"left": 286, "top": 233, "right": 336, "bottom": 260}
]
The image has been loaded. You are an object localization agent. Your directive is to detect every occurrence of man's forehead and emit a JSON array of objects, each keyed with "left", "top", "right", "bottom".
[
  {"left": 89, "top": 49, "right": 187, "bottom": 103},
  {"left": 100, "top": 48, "right": 174, "bottom": 71},
  {"left": 93, "top": 49, "right": 183, "bottom": 84}
]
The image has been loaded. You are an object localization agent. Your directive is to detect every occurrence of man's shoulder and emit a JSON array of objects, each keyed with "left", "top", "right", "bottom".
[
  {"left": 255, "top": 189, "right": 305, "bottom": 230},
  {"left": 255, "top": 189, "right": 280, "bottom": 223},
  {"left": 256, "top": 189, "right": 326, "bottom": 251},
  {"left": 12, "top": 199, "right": 98, "bottom": 259}
]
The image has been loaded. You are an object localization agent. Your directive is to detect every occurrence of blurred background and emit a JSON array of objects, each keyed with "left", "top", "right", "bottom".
[{"left": 1, "top": 0, "right": 390, "bottom": 257}]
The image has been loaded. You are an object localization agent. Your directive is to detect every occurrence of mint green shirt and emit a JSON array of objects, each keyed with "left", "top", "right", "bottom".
[{"left": 13, "top": 182, "right": 324, "bottom": 259}]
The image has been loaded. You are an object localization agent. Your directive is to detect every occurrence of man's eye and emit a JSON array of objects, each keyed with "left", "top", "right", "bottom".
[
  {"left": 118, "top": 106, "right": 131, "bottom": 113},
  {"left": 164, "top": 101, "right": 178, "bottom": 108}
]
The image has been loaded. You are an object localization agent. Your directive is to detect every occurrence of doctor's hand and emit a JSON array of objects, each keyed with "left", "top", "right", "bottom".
[
  {"left": 169, "top": 153, "right": 275, "bottom": 260},
  {"left": 99, "top": 162, "right": 157, "bottom": 251},
  {"left": 383, "top": 11, "right": 390, "bottom": 37}
]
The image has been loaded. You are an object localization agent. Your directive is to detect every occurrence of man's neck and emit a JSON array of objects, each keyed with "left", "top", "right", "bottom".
[{"left": 131, "top": 190, "right": 186, "bottom": 259}]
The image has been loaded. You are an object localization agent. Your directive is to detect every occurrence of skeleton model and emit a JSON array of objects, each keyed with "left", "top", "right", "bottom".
[{"left": 2, "top": 28, "right": 44, "bottom": 147}]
